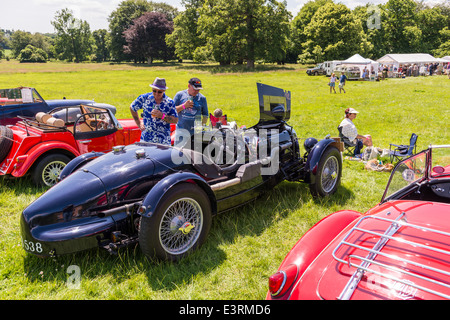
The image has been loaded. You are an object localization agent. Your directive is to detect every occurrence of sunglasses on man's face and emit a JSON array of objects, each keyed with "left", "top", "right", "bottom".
[{"left": 153, "top": 90, "right": 164, "bottom": 94}]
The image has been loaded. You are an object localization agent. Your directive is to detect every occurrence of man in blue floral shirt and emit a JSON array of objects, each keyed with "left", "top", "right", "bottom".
[{"left": 130, "top": 77, "right": 178, "bottom": 145}]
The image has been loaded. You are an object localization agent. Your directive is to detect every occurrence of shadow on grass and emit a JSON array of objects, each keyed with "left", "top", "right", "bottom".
[
  {"left": 21, "top": 238, "right": 227, "bottom": 294},
  {"left": 0, "top": 176, "right": 47, "bottom": 196},
  {"left": 311, "top": 182, "right": 355, "bottom": 208},
  {"left": 20, "top": 179, "right": 353, "bottom": 294},
  {"left": 175, "top": 63, "right": 296, "bottom": 74},
  {"left": 116, "top": 61, "right": 297, "bottom": 74}
]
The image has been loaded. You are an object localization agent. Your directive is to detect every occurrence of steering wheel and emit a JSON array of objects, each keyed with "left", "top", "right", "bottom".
[{"left": 204, "top": 128, "right": 242, "bottom": 169}]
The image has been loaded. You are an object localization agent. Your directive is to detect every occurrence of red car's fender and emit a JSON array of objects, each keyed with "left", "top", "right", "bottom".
[
  {"left": 267, "top": 209, "right": 362, "bottom": 300},
  {"left": 11, "top": 141, "right": 80, "bottom": 177}
]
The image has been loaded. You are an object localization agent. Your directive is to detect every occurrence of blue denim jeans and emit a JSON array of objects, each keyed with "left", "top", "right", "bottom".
[{"left": 354, "top": 139, "right": 364, "bottom": 156}]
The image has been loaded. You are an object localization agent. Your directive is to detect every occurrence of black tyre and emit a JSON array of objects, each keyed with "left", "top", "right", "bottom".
[
  {"left": 309, "top": 146, "right": 342, "bottom": 197},
  {"left": 139, "top": 183, "right": 212, "bottom": 262},
  {"left": 0, "top": 125, "right": 13, "bottom": 163},
  {"left": 32, "top": 154, "right": 71, "bottom": 187}
]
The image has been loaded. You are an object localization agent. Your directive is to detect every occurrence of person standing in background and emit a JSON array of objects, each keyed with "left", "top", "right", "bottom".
[
  {"left": 329, "top": 73, "right": 337, "bottom": 93},
  {"left": 173, "top": 77, "right": 208, "bottom": 145},
  {"left": 339, "top": 71, "right": 347, "bottom": 93},
  {"left": 130, "top": 77, "right": 178, "bottom": 145}
]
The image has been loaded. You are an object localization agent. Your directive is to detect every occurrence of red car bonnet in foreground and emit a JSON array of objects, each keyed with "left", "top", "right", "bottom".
[{"left": 268, "top": 145, "right": 450, "bottom": 300}]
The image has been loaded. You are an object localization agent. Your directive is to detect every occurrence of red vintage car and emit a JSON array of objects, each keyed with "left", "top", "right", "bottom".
[
  {"left": 267, "top": 145, "right": 450, "bottom": 300},
  {"left": 0, "top": 104, "right": 140, "bottom": 187}
]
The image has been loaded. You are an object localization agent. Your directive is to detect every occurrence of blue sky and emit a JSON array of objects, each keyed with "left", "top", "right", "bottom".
[{"left": 0, "top": 0, "right": 446, "bottom": 34}]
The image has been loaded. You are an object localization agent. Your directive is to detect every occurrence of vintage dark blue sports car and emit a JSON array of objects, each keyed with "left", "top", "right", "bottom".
[{"left": 21, "top": 84, "right": 343, "bottom": 261}]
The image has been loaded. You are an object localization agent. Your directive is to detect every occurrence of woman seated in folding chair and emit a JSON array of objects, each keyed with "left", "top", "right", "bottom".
[{"left": 338, "top": 108, "right": 373, "bottom": 157}]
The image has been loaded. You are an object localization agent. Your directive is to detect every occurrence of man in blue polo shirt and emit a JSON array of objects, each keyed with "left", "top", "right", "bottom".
[
  {"left": 339, "top": 71, "right": 347, "bottom": 93},
  {"left": 130, "top": 77, "right": 178, "bottom": 145},
  {"left": 173, "top": 77, "right": 208, "bottom": 146}
]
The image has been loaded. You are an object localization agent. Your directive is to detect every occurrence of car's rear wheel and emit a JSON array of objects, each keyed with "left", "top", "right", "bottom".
[
  {"left": 0, "top": 125, "right": 13, "bottom": 163},
  {"left": 139, "top": 183, "right": 212, "bottom": 262},
  {"left": 310, "top": 146, "right": 342, "bottom": 197},
  {"left": 32, "top": 154, "right": 71, "bottom": 187}
]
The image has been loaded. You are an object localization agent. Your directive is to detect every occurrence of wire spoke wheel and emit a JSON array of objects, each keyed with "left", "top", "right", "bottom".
[
  {"left": 310, "top": 146, "right": 342, "bottom": 197},
  {"left": 42, "top": 160, "right": 67, "bottom": 187},
  {"left": 321, "top": 155, "right": 339, "bottom": 193},
  {"left": 159, "top": 197, "right": 204, "bottom": 255},
  {"left": 33, "top": 154, "right": 71, "bottom": 187},
  {"left": 139, "top": 183, "right": 212, "bottom": 262}
]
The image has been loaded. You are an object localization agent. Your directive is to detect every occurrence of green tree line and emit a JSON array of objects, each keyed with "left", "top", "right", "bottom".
[{"left": 1, "top": 0, "right": 449, "bottom": 66}]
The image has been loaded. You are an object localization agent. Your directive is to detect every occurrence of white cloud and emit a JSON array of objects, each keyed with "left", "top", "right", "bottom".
[{"left": 287, "top": 0, "right": 308, "bottom": 15}]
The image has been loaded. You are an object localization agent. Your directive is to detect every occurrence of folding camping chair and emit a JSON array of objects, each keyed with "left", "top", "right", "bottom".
[
  {"left": 210, "top": 113, "right": 227, "bottom": 128},
  {"left": 338, "top": 125, "right": 356, "bottom": 155},
  {"left": 389, "top": 133, "right": 418, "bottom": 163}
]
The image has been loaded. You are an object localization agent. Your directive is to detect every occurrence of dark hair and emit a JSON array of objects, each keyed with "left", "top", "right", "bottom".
[{"left": 345, "top": 108, "right": 350, "bottom": 118}]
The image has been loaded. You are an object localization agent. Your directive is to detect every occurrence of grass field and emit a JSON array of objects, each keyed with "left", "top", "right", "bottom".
[{"left": 0, "top": 60, "right": 449, "bottom": 300}]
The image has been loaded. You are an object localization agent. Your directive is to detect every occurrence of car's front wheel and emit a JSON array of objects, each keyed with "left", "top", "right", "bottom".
[
  {"left": 139, "top": 183, "right": 212, "bottom": 262},
  {"left": 310, "top": 146, "right": 342, "bottom": 197},
  {"left": 32, "top": 154, "right": 71, "bottom": 187}
]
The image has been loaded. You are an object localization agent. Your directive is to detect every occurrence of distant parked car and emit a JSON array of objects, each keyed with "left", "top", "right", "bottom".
[
  {"left": 0, "top": 87, "right": 116, "bottom": 126},
  {"left": 0, "top": 104, "right": 140, "bottom": 186},
  {"left": 306, "top": 63, "right": 326, "bottom": 76},
  {"left": 267, "top": 145, "right": 450, "bottom": 300}
]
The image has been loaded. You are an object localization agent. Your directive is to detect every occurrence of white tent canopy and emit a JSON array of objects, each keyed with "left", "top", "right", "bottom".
[
  {"left": 342, "top": 54, "right": 375, "bottom": 64},
  {"left": 339, "top": 54, "right": 379, "bottom": 77},
  {"left": 377, "top": 53, "right": 439, "bottom": 65}
]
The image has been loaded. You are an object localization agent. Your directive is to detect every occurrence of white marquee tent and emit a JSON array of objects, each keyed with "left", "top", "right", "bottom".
[
  {"left": 339, "top": 54, "right": 379, "bottom": 78},
  {"left": 377, "top": 53, "right": 439, "bottom": 66}
]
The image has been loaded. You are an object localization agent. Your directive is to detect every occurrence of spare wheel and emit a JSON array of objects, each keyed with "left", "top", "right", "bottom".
[{"left": 0, "top": 126, "right": 13, "bottom": 163}]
